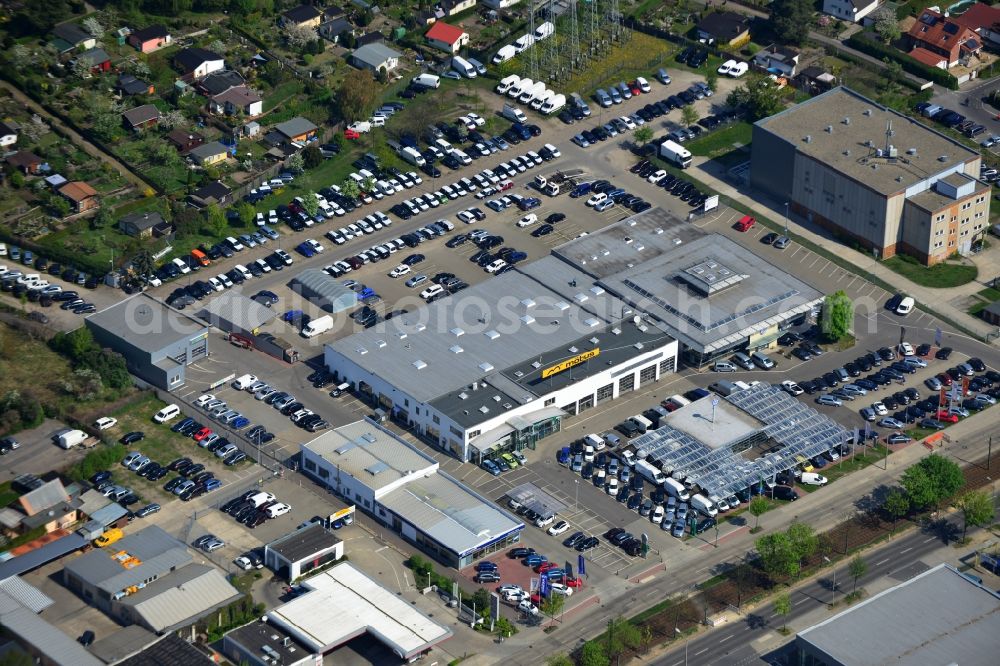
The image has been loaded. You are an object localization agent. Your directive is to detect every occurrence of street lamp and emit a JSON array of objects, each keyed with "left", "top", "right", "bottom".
[
  {"left": 823, "top": 556, "right": 836, "bottom": 606},
  {"left": 783, "top": 201, "right": 789, "bottom": 236},
  {"left": 574, "top": 479, "right": 580, "bottom": 511},
  {"left": 675, "top": 627, "right": 688, "bottom": 666}
]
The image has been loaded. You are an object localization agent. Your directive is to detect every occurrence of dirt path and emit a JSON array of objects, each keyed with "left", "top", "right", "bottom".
[{"left": 0, "top": 80, "right": 158, "bottom": 193}]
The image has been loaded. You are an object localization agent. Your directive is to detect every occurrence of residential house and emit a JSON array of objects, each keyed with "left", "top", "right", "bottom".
[
  {"left": 821, "top": 0, "right": 883, "bottom": 24},
  {"left": 166, "top": 128, "right": 205, "bottom": 153},
  {"left": 796, "top": 66, "right": 838, "bottom": 95},
  {"left": 481, "top": 0, "right": 521, "bottom": 8},
  {"left": 209, "top": 86, "right": 263, "bottom": 117},
  {"left": 953, "top": 2, "right": 1000, "bottom": 47},
  {"left": 319, "top": 17, "right": 356, "bottom": 43},
  {"left": 189, "top": 141, "right": 230, "bottom": 166},
  {"left": 0, "top": 121, "right": 18, "bottom": 148},
  {"left": 753, "top": 44, "right": 801, "bottom": 77},
  {"left": 981, "top": 300, "right": 1000, "bottom": 326},
  {"left": 52, "top": 23, "right": 96, "bottom": 53},
  {"left": 117, "top": 73, "right": 154, "bottom": 97},
  {"left": 175, "top": 48, "right": 225, "bottom": 81},
  {"left": 119, "top": 211, "right": 166, "bottom": 239},
  {"left": 76, "top": 47, "right": 112, "bottom": 74},
  {"left": 695, "top": 11, "right": 752, "bottom": 48},
  {"left": 350, "top": 43, "right": 401, "bottom": 72},
  {"left": 242, "top": 121, "right": 261, "bottom": 139},
  {"left": 281, "top": 4, "right": 323, "bottom": 28},
  {"left": 907, "top": 9, "right": 982, "bottom": 69},
  {"left": 274, "top": 117, "right": 319, "bottom": 143},
  {"left": 425, "top": 21, "right": 469, "bottom": 54},
  {"left": 189, "top": 181, "right": 233, "bottom": 207},
  {"left": 121, "top": 104, "right": 160, "bottom": 131},
  {"left": 414, "top": 10, "right": 438, "bottom": 27},
  {"left": 438, "top": 0, "right": 477, "bottom": 16},
  {"left": 58, "top": 181, "right": 99, "bottom": 213},
  {"left": 6, "top": 151, "right": 43, "bottom": 175},
  {"left": 197, "top": 70, "right": 246, "bottom": 97},
  {"left": 357, "top": 30, "right": 387, "bottom": 47},
  {"left": 127, "top": 25, "right": 171, "bottom": 53}
]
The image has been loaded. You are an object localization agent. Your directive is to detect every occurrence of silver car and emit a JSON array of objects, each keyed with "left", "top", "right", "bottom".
[{"left": 816, "top": 394, "right": 842, "bottom": 407}]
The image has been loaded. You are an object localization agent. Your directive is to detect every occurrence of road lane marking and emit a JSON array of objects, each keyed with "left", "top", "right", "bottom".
[
  {"left": 875, "top": 558, "right": 890, "bottom": 566},
  {"left": 694, "top": 648, "right": 708, "bottom": 656},
  {"left": 900, "top": 547, "right": 912, "bottom": 554},
  {"left": 923, "top": 537, "right": 936, "bottom": 543},
  {"left": 720, "top": 634, "right": 733, "bottom": 643},
  {"left": 794, "top": 598, "right": 808, "bottom": 605}
]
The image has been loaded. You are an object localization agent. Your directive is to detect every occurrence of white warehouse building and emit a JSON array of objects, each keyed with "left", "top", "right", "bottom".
[{"left": 324, "top": 255, "right": 679, "bottom": 463}]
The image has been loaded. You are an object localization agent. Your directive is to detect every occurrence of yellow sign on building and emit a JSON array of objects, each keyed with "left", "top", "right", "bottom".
[{"left": 541, "top": 348, "right": 600, "bottom": 379}]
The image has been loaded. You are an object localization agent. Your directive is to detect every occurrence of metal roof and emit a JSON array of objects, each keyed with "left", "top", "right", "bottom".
[
  {"left": 86, "top": 293, "right": 209, "bottom": 355},
  {"left": 63, "top": 525, "right": 192, "bottom": 594},
  {"left": 378, "top": 470, "right": 523, "bottom": 556},
  {"left": 754, "top": 87, "right": 980, "bottom": 196},
  {"left": 326, "top": 256, "right": 633, "bottom": 404},
  {"left": 290, "top": 268, "right": 356, "bottom": 313},
  {"left": 266, "top": 563, "right": 452, "bottom": 659},
  {"left": 274, "top": 116, "right": 318, "bottom": 139},
  {"left": 0, "top": 583, "right": 103, "bottom": 666},
  {"left": 631, "top": 383, "right": 849, "bottom": 496},
  {"left": 197, "top": 292, "right": 278, "bottom": 332},
  {"left": 118, "top": 564, "right": 241, "bottom": 633},
  {"left": 114, "top": 631, "right": 217, "bottom": 666},
  {"left": 0, "top": 575, "right": 54, "bottom": 613},
  {"left": 797, "top": 563, "right": 1000, "bottom": 665},
  {"left": 86, "top": 624, "right": 158, "bottom": 663},
  {"left": 301, "top": 420, "right": 438, "bottom": 493},
  {"left": 88, "top": 500, "right": 129, "bottom": 525},
  {"left": 0, "top": 532, "right": 86, "bottom": 579},
  {"left": 266, "top": 524, "right": 342, "bottom": 562},
  {"left": 18, "top": 479, "right": 69, "bottom": 516},
  {"left": 351, "top": 42, "right": 402, "bottom": 67}
]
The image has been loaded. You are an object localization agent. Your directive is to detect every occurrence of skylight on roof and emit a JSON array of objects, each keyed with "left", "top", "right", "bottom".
[
  {"left": 584, "top": 317, "right": 600, "bottom": 327},
  {"left": 574, "top": 292, "right": 589, "bottom": 303},
  {"left": 479, "top": 362, "right": 495, "bottom": 372},
  {"left": 484, "top": 330, "right": 500, "bottom": 340},
  {"left": 450, "top": 327, "right": 465, "bottom": 337},
  {"left": 521, "top": 298, "right": 535, "bottom": 308},
  {"left": 356, "top": 347, "right": 368, "bottom": 355},
  {"left": 520, "top": 314, "right": 535, "bottom": 324},
  {"left": 450, "top": 345, "right": 464, "bottom": 354},
  {"left": 554, "top": 301, "right": 570, "bottom": 311},
  {"left": 413, "top": 360, "right": 427, "bottom": 370}
]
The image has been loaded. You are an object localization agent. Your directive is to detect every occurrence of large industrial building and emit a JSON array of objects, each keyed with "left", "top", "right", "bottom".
[
  {"left": 62, "top": 525, "right": 241, "bottom": 633},
  {"left": 300, "top": 420, "right": 523, "bottom": 567},
  {"left": 549, "top": 210, "right": 824, "bottom": 365},
  {"left": 324, "top": 253, "right": 679, "bottom": 461},
  {"left": 223, "top": 563, "right": 451, "bottom": 665},
  {"left": 795, "top": 563, "right": 1000, "bottom": 665},
  {"left": 750, "top": 86, "right": 990, "bottom": 264},
  {"left": 86, "top": 292, "right": 210, "bottom": 390}
]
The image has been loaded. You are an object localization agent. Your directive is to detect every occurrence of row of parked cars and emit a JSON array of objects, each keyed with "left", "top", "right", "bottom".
[
  {"left": 169, "top": 416, "right": 247, "bottom": 465},
  {"left": 232, "top": 373, "right": 330, "bottom": 432},
  {"left": 220, "top": 490, "right": 291, "bottom": 530},
  {"left": 630, "top": 161, "right": 711, "bottom": 210}
]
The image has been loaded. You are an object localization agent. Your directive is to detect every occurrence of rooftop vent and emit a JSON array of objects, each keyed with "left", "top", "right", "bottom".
[
  {"left": 414, "top": 323, "right": 426, "bottom": 332},
  {"left": 450, "top": 327, "right": 465, "bottom": 337},
  {"left": 623, "top": 236, "right": 633, "bottom": 244},
  {"left": 573, "top": 292, "right": 589, "bottom": 303},
  {"left": 803, "top": 135, "right": 812, "bottom": 143},
  {"left": 602, "top": 249, "right": 610, "bottom": 256},
  {"left": 521, "top": 297, "right": 536, "bottom": 308},
  {"left": 478, "top": 406, "right": 490, "bottom": 414},
  {"left": 634, "top": 244, "right": 645, "bottom": 252},
  {"left": 938, "top": 155, "right": 948, "bottom": 162},
  {"left": 896, "top": 176, "right": 903, "bottom": 182},
  {"left": 459, "top": 392, "right": 468, "bottom": 400},
  {"left": 449, "top": 345, "right": 464, "bottom": 354},
  {"left": 413, "top": 360, "right": 427, "bottom": 370},
  {"left": 375, "top": 340, "right": 387, "bottom": 348},
  {"left": 484, "top": 330, "right": 500, "bottom": 340},
  {"left": 568, "top": 345, "right": 579, "bottom": 353},
  {"left": 554, "top": 301, "right": 570, "bottom": 311},
  {"left": 479, "top": 362, "right": 495, "bottom": 372},
  {"left": 634, "top": 342, "right": 644, "bottom": 350},
  {"left": 397, "top": 332, "right": 407, "bottom": 340},
  {"left": 654, "top": 227, "right": 664, "bottom": 235},
  {"left": 503, "top": 402, "right": 513, "bottom": 409},
  {"left": 627, "top": 219, "right": 637, "bottom": 226},
  {"left": 531, "top": 360, "right": 542, "bottom": 369},
  {"left": 492, "top": 395, "right": 501, "bottom": 402},
  {"left": 863, "top": 108, "right": 872, "bottom": 116},
  {"left": 520, "top": 314, "right": 535, "bottom": 324},
  {"left": 825, "top": 125, "right": 833, "bottom": 133},
  {"left": 611, "top": 327, "right": 621, "bottom": 335},
  {"left": 514, "top": 370, "right": 524, "bottom": 378},
  {"left": 842, "top": 117, "right": 851, "bottom": 125},
  {"left": 356, "top": 346, "right": 368, "bottom": 355},
  {"left": 584, "top": 317, "right": 600, "bottom": 327},
  {"left": 589, "top": 337, "right": 600, "bottom": 344}
]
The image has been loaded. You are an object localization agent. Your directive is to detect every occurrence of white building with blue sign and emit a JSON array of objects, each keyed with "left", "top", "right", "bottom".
[{"left": 300, "top": 419, "right": 523, "bottom": 568}]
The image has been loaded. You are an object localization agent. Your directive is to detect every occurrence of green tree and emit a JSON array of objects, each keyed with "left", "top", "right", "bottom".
[
  {"left": 757, "top": 531, "right": 799, "bottom": 578},
  {"left": 749, "top": 495, "right": 769, "bottom": 530},
  {"left": 884, "top": 488, "right": 909, "bottom": 534},
  {"left": 848, "top": 554, "right": 867, "bottom": 594},
  {"left": 901, "top": 464, "right": 937, "bottom": 509},
  {"left": 340, "top": 178, "right": 361, "bottom": 199},
  {"left": 681, "top": 104, "right": 699, "bottom": 128},
  {"left": 90, "top": 206, "right": 115, "bottom": 230},
  {"left": 579, "top": 640, "right": 608, "bottom": 666},
  {"left": 92, "top": 112, "right": 122, "bottom": 143},
  {"left": 302, "top": 145, "right": 323, "bottom": 169},
  {"left": 299, "top": 194, "right": 319, "bottom": 218},
  {"left": 47, "top": 193, "right": 71, "bottom": 218},
  {"left": 540, "top": 593, "right": 565, "bottom": 618},
  {"left": 132, "top": 249, "right": 155, "bottom": 284},
  {"left": 918, "top": 454, "right": 964, "bottom": 506},
  {"left": 205, "top": 204, "right": 228, "bottom": 237},
  {"left": 871, "top": 6, "right": 901, "bottom": 44},
  {"left": 821, "top": 290, "right": 854, "bottom": 342},
  {"left": 727, "top": 75, "right": 786, "bottom": 121},
  {"left": 376, "top": 66, "right": 389, "bottom": 84},
  {"left": 787, "top": 522, "right": 818, "bottom": 570},
  {"left": 633, "top": 126, "right": 654, "bottom": 146},
  {"left": 496, "top": 616, "right": 517, "bottom": 638},
  {"left": 768, "top": 0, "right": 812, "bottom": 45},
  {"left": 285, "top": 152, "right": 305, "bottom": 174},
  {"left": 956, "top": 490, "right": 994, "bottom": 540},
  {"left": 773, "top": 592, "right": 792, "bottom": 631},
  {"left": 233, "top": 201, "right": 256, "bottom": 228},
  {"left": 545, "top": 655, "right": 573, "bottom": 666},
  {"left": 335, "top": 69, "right": 379, "bottom": 122},
  {"left": 706, "top": 69, "right": 719, "bottom": 92},
  {"left": 10, "top": 171, "right": 25, "bottom": 188}
]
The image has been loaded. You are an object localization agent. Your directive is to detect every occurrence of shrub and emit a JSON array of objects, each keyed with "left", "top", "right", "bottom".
[{"left": 847, "top": 32, "right": 958, "bottom": 90}]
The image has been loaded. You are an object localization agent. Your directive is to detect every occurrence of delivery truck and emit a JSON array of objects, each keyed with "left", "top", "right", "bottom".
[
  {"left": 492, "top": 45, "right": 517, "bottom": 65},
  {"left": 451, "top": 55, "right": 477, "bottom": 78},
  {"left": 659, "top": 139, "right": 692, "bottom": 169},
  {"left": 635, "top": 459, "right": 666, "bottom": 486},
  {"left": 302, "top": 315, "right": 334, "bottom": 338},
  {"left": 57, "top": 429, "right": 88, "bottom": 449}
]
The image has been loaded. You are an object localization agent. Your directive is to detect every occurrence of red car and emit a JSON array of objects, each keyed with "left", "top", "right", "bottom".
[
  {"left": 735, "top": 215, "right": 756, "bottom": 232},
  {"left": 193, "top": 427, "right": 213, "bottom": 442},
  {"left": 564, "top": 577, "right": 583, "bottom": 588},
  {"left": 537, "top": 562, "right": 557, "bottom": 574},
  {"left": 629, "top": 82, "right": 642, "bottom": 95},
  {"left": 937, "top": 372, "right": 953, "bottom": 386},
  {"left": 344, "top": 129, "right": 361, "bottom": 140},
  {"left": 935, "top": 412, "right": 959, "bottom": 423}
]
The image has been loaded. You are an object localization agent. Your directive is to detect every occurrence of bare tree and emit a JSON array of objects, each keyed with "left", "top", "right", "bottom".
[
  {"left": 82, "top": 17, "right": 105, "bottom": 38},
  {"left": 285, "top": 24, "right": 318, "bottom": 49},
  {"left": 158, "top": 109, "right": 186, "bottom": 130}
]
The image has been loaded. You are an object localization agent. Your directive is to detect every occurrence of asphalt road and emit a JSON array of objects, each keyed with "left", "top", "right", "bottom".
[{"left": 652, "top": 515, "right": 974, "bottom": 666}]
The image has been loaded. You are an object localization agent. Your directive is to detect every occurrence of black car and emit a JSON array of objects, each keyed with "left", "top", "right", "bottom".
[
  {"left": 886, "top": 294, "right": 903, "bottom": 311},
  {"left": 968, "top": 357, "right": 986, "bottom": 372},
  {"left": 120, "top": 431, "right": 144, "bottom": 444},
  {"left": 877, "top": 347, "right": 895, "bottom": 361},
  {"left": 844, "top": 361, "right": 861, "bottom": 377},
  {"left": 577, "top": 536, "right": 600, "bottom": 552},
  {"left": 822, "top": 372, "right": 840, "bottom": 387},
  {"left": 856, "top": 356, "right": 873, "bottom": 372},
  {"left": 935, "top": 347, "right": 953, "bottom": 360},
  {"left": 563, "top": 531, "right": 586, "bottom": 548}
]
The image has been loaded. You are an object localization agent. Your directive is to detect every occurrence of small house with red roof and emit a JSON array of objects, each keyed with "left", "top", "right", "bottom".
[
  {"left": 952, "top": 2, "right": 1000, "bottom": 47},
  {"left": 425, "top": 21, "right": 469, "bottom": 54},
  {"left": 907, "top": 9, "right": 982, "bottom": 69}
]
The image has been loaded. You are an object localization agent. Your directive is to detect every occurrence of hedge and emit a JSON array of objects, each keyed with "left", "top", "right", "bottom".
[{"left": 847, "top": 32, "right": 959, "bottom": 90}]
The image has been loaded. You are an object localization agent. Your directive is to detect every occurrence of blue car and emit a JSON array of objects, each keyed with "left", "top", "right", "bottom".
[
  {"left": 296, "top": 242, "right": 317, "bottom": 257},
  {"left": 231, "top": 417, "right": 251, "bottom": 430},
  {"left": 523, "top": 554, "right": 547, "bottom": 567},
  {"left": 570, "top": 183, "right": 592, "bottom": 198},
  {"left": 482, "top": 459, "right": 500, "bottom": 476}
]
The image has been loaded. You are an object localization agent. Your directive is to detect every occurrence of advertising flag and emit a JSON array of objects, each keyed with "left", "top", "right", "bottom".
[
  {"left": 939, "top": 387, "right": 947, "bottom": 409},
  {"left": 539, "top": 573, "right": 549, "bottom": 597},
  {"left": 935, "top": 328, "right": 943, "bottom": 347},
  {"left": 578, "top": 554, "right": 586, "bottom": 576}
]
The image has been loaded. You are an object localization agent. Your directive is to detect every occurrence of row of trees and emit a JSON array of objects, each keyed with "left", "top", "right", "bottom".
[{"left": 49, "top": 327, "right": 131, "bottom": 391}]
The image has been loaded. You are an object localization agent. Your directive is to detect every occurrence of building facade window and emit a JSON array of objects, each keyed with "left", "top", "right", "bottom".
[
  {"left": 544, "top": 397, "right": 556, "bottom": 406},
  {"left": 618, "top": 374, "right": 635, "bottom": 394},
  {"left": 659, "top": 356, "right": 676, "bottom": 374},
  {"left": 639, "top": 364, "right": 657, "bottom": 385},
  {"left": 596, "top": 383, "right": 613, "bottom": 404}
]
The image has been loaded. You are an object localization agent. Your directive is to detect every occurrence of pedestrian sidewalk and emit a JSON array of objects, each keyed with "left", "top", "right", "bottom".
[{"left": 689, "top": 156, "right": 999, "bottom": 344}]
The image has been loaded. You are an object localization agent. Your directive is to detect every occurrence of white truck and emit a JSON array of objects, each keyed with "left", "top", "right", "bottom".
[
  {"left": 659, "top": 139, "right": 692, "bottom": 169},
  {"left": 400, "top": 146, "right": 426, "bottom": 167},
  {"left": 635, "top": 460, "right": 666, "bottom": 486},
  {"left": 451, "top": 55, "right": 477, "bottom": 78},
  {"left": 302, "top": 315, "right": 334, "bottom": 338},
  {"left": 690, "top": 493, "right": 718, "bottom": 517},
  {"left": 496, "top": 74, "right": 520, "bottom": 94},
  {"left": 57, "top": 429, "right": 88, "bottom": 449},
  {"left": 492, "top": 44, "right": 517, "bottom": 64},
  {"left": 540, "top": 93, "right": 567, "bottom": 115},
  {"left": 411, "top": 73, "right": 441, "bottom": 89},
  {"left": 518, "top": 81, "right": 546, "bottom": 105},
  {"left": 502, "top": 103, "right": 528, "bottom": 124},
  {"left": 508, "top": 77, "right": 533, "bottom": 98},
  {"left": 664, "top": 477, "right": 691, "bottom": 501}
]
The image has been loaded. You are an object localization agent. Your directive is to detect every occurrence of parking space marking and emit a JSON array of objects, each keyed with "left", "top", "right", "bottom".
[{"left": 807, "top": 256, "right": 820, "bottom": 269}]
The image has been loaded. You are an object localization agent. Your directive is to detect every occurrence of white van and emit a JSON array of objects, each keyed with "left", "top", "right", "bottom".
[
  {"left": 302, "top": 315, "right": 334, "bottom": 338},
  {"left": 801, "top": 472, "right": 829, "bottom": 486},
  {"left": 731, "top": 352, "right": 755, "bottom": 370},
  {"left": 57, "top": 429, "right": 88, "bottom": 449},
  {"left": 896, "top": 296, "right": 915, "bottom": 315},
  {"left": 451, "top": 55, "right": 477, "bottom": 78},
  {"left": 153, "top": 404, "right": 181, "bottom": 423},
  {"left": 583, "top": 433, "right": 606, "bottom": 451},
  {"left": 232, "top": 374, "right": 258, "bottom": 390},
  {"left": 630, "top": 414, "right": 653, "bottom": 434},
  {"left": 690, "top": 493, "right": 718, "bottom": 517},
  {"left": 248, "top": 492, "right": 276, "bottom": 508},
  {"left": 664, "top": 477, "right": 690, "bottom": 501},
  {"left": 751, "top": 351, "right": 775, "bottom": 369}
]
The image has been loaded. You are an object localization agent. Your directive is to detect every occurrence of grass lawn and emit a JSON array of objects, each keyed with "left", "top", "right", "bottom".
[
  {"left": 0, "top": 481, "right": 19, "bottom": 509},
  {"left": 560, "top": 32, "right": 675, "bottom": 98},
  {"left": 34, "top": 218, "right": 138, "bottom": 274},
  {"left": 819, "top": 444, "right": 891, "bottom": 484},
  {"left": 967, "top": 286, "right": 1000, "bottom": 316},
  {"left": 249, "top": 147, "right": 363, "bottom": 213},
  {"left": 105, "top": 394, "right": 250, "bottom": 503},
  {"left": 263, "top": 80, "right": 305, "bottom": 114},
  {"left": 882, "top": 255, "right": 978, "bottom": 288},
  {"left": 686, "top": 122, "right": 752, "bottom": 158}
]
